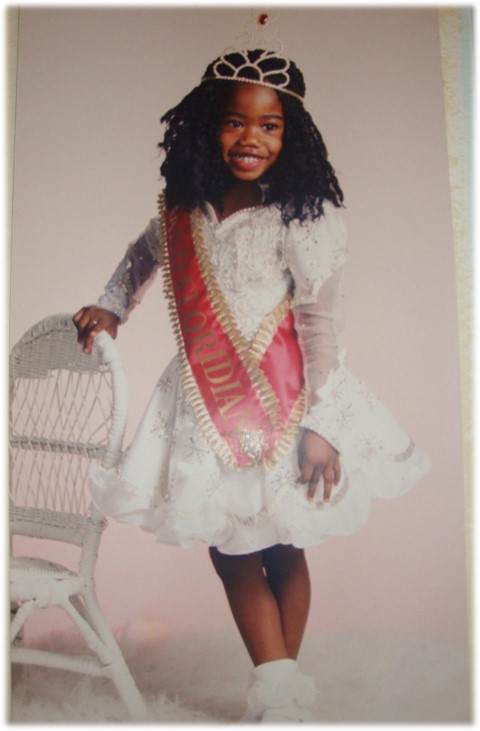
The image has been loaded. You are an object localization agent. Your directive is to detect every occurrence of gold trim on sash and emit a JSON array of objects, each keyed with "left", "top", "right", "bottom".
[
  {"left": 159, "top": 193, "right": 305, "bottom": 472},
  {"left": 190, "top": 208, "right": 287, "bottom": 428}
]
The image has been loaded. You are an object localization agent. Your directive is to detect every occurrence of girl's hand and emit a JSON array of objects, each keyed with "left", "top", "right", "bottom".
[
  {"left": 297, "top": 429, "right": 341, "bottom": 502},
  {"left": 72, "top": 306, "right": 120, "bottom": 354}
]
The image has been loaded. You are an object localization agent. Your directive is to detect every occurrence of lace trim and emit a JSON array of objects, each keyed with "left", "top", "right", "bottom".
[
  {"left": 225, "top": 475, "right": 351, "bottom": 527},
  {"left": 204, "top": 201, "right": 266, "bottom": 229}
]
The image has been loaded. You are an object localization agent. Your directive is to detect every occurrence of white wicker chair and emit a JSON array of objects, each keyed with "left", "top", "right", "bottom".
[{"left": 9, "top": 313, "right": 148, "bottom": 720}]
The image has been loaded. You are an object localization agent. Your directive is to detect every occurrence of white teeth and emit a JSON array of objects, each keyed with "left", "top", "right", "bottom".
[{"left": 233, "top": 155, "right": 262, "bottom": 164}]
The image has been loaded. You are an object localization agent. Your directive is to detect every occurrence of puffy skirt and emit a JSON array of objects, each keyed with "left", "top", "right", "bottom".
[{"left": 89, "top": 356, "right": 430, "bottom": 555}]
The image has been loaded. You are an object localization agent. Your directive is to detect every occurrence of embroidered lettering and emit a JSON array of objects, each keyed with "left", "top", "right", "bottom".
[
  {"left": 176, "top": 276, "right": 200, "bottom": 304},
  {"left": 162, "top": 201, "right": 304, "bottom": 469},
  {"left": 183, "top": 309, "right": 207, "bottom": 333}
]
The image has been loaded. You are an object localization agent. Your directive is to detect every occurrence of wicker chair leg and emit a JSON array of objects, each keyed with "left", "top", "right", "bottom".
[
  {"left": 106, "top": 653, "right": 150, "bottom": 720},
  {"left": 77, "top": 592, "right": 148, "bottom": 720},
  {"left": 61, "top": 598, "right": 114, "bottom": 666},
  {"left": 68, "top": 595, "right": 94, "bottom": 626},
  {"left": 10, "top": 600, "right": 36, "bottom": 644}
]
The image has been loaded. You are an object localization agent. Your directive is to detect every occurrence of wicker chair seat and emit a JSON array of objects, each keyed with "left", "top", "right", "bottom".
[{"left": 11, "top": 557, "right": 84, "bottom": 605}]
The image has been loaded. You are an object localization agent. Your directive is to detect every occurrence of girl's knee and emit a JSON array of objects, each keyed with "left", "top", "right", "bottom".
[{"left": 209, "top": 547, "right": 263, "bottom": 587}]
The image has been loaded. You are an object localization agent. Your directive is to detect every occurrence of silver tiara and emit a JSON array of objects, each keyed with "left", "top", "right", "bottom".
[
  {"left": 202, "top": 12, "right": 305, "bottom": 101},
  {"left": 202, "top": 49, "right": 304, "bottom": 101}
]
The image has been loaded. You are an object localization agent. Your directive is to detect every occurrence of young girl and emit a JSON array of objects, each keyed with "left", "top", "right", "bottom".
[{"left": 74, "top": 48, "right": 429, "bottom": 722}]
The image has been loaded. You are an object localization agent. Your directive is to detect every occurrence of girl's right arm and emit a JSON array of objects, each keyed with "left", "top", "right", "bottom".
[
  {"left": 73, "top": 217, "right": 162, "bottom": 353},
  {"left": 73, "top": 306, "right": 120, "bottom": 354}
]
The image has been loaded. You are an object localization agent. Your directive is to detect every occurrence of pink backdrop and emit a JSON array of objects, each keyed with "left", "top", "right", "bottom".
[{"left": 10, "top": 7, "right": 467, "bottom": 644}]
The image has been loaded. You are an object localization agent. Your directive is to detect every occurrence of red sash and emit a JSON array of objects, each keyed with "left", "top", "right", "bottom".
[{"left": 160, "top": 196, "right": 305, "bottom": 470}]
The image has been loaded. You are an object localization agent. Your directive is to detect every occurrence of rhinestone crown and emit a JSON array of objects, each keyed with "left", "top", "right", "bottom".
[{"left": 202, "top": 49, "right": 305, "bottom": 102}]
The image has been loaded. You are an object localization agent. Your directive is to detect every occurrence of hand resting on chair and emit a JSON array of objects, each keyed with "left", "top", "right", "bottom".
[{"left": 73, "top": 307, "right": 120, "bottom": 354}]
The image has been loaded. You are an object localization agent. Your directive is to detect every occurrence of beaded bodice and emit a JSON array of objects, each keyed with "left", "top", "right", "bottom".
[{"left": 200, "top": 204, "right": 291, "bottom": 340}]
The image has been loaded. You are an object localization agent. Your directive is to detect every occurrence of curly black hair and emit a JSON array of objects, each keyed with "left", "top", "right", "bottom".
[{"left": 159, "top": 78, "right": 344, "bottom": 225}]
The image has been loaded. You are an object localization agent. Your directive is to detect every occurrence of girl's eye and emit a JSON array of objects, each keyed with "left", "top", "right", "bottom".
[
  {"left": 264, "top": 123, "right": 279, "bottom": 132},
  {"left": 223, "top": 119, "right": 242, "bottom": 128}
]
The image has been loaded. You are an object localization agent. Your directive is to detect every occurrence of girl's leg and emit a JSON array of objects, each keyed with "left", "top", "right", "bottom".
[
  {"left": 261, "top": 545, "right": 311, "bottom": 659},
  {"left": 209, "top": 547, "right": 289, "bottom": 666},
  {"left": 210, "top": 546, "right": 316, "bottom": 722}
]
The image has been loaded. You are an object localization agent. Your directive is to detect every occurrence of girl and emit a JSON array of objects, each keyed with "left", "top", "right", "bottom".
[{"left": 74, "top": 48, "right": 429, "bottom": 722}]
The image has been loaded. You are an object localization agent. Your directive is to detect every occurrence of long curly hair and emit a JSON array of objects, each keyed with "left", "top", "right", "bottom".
[{"left": 159, "top": 78, "right": 344, "bottom": 225}]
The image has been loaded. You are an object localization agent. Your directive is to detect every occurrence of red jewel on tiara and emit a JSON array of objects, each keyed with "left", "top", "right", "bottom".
[{"left": 258, "top": 13, "right": 269, "bottom": 26}]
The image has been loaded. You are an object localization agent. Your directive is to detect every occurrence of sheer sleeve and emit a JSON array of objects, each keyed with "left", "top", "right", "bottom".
[
  {"left": 97, "top": 217, "right": 162, "bottom": 322},
  {"left": 284, "top": 204, "right": 349, "bottom": 451},
  {"left": 293, "top": 265, "right": 346, "bottom": 406},
  {"left": 293, "top": 266, "right": 349, "bottom": 451}
]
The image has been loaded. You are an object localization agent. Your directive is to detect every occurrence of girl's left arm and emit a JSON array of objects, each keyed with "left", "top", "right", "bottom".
[
  {"left": 293, "top": 266, "right": 347, "bottom": 501},
  {"left": 284, "top": 205, "right": 348, "bottom": 502}
]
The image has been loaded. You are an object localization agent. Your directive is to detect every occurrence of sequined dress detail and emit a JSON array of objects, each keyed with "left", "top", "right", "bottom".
[{"left": 89, "top": 202, "right": 430, "bottom": 554}]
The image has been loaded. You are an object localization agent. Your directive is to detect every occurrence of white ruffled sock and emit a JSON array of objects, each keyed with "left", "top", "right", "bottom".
[{"left": 242, "top": 658, "right": 317, "bottom": 723}]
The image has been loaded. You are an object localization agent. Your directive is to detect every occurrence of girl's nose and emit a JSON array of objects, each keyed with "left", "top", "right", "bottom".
[{"left": 239, "top": 126, "right": 260, "bottom": 146}]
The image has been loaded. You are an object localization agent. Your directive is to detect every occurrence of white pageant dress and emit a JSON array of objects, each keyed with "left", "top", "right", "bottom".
[{"left": 89, "top": 201, "right": 430, "bottom": 555}]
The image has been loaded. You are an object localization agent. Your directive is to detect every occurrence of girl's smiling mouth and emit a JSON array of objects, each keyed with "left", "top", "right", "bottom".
[{"left": 229, "top": 152, "right": 266, "bottom": 171}]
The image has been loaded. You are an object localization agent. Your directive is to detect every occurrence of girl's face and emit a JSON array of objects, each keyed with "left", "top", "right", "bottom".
[{"left": 219, "top": 83, "right": 284, "bottom": 182}]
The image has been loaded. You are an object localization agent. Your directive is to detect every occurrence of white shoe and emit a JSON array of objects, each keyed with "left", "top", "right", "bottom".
[{"left": 242, "top": 659, "right": 317, "bottom": 723}]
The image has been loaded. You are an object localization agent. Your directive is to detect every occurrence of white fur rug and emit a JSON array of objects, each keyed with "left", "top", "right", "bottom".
[{"left": 10, "top": 627, "right": 470, "bottom": 724}]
